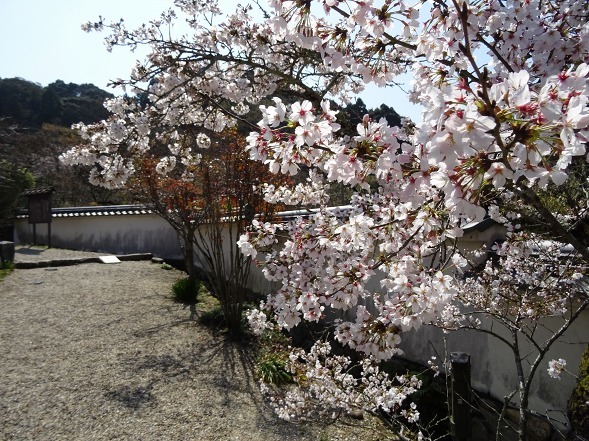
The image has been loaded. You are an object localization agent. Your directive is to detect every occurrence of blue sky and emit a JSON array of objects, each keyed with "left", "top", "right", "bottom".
[{"left": 0, "top": 0, "right": 421, "bottom": 120}]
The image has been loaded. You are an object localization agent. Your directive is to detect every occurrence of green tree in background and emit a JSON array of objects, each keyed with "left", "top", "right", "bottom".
[
  {"left": 46, "top": 80, "right": 113, "bottom": 126},
  {"left": 40, "top": 87, "right": 63, "bottom": 125},
  {"left": 0, "top": 160, "right": 34, "bottom": 240}
]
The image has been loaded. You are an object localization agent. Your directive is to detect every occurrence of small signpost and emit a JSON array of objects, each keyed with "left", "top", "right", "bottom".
[{"left": 21, "top": 187, "right": 54, "bottom": 247}]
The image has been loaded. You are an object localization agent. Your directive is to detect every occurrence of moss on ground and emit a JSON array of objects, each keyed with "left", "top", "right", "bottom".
[{"left": 568, "top": 345, "right": 589, "bottom": 437}]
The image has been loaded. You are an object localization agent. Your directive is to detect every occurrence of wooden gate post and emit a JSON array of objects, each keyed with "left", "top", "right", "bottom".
[{"left": 450, "top": 352, "right": 472, "bottom": 441}]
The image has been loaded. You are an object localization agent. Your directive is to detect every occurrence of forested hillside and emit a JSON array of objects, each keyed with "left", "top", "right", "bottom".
[
  {"left": 0, "top": 78, "right": 128, "bottom": 239},
  {"left": 0, "top": 78, "right": 113, "bottom": 128}
]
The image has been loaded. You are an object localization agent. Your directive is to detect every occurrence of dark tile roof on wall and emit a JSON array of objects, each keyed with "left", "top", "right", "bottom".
[
  {"left": 16, "top": 205, "right": 155, "bottom": 219},
  {"left": 20, "top": 187, "right": 55, "bottom": 196}
]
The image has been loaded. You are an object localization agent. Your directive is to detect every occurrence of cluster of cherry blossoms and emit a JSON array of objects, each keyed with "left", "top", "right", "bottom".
[
  {"left": 457, "top": 235, "right": 586, "bottom": 317},
  {"left": 548, "top": 358, "right": 568, "bottom": 380},
  {"left": 259, "top": 341, "right": 422, "bottom": 432},
  {"left": 237, "top": 0, "right": 589, "bottom": 428}
]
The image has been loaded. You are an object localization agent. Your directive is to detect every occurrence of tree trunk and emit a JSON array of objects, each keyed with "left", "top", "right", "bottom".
[
  {"left": 512, "top": 331, "right": 528, "bottom": 441},
  {"left": 182, "top": 232, "right": 199, "bottom": 312},
  {"left": 184, "top": 235, "right": 197, "bottom": 285}
]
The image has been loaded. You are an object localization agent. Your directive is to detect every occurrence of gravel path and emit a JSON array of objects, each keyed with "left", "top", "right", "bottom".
[{"left": 0, "top": 248, "right": 383, "bottom": 441}]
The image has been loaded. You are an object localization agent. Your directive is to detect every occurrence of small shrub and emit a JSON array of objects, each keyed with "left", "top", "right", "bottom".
[
  {"left": 171, "top": 277, "right": 200, "bottom": 304},
  {"left": 160, "top": 263, "right": 173, "bottom": 270},
  {"left": 254, "top": 327, "right": 294, "bottom": 385},
  {"left": 0, "top": 261, "right": 14, "bottom": 282},
  {"left": 257, "top": 355, "right": 294, "bottom": 385}
]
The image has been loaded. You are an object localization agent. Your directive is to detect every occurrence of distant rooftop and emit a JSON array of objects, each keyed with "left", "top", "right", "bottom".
[{"left": 20, "top": 187, "right": 55, "bottom": 196}]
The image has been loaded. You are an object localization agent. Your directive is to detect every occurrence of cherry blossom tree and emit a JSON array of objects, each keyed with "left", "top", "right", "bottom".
[
  {"left": 61, "top": 0, "right": 589, "bottom": 439},
  {"left": 451, "top": 234, "right": 588, "bottom": 438},
  {"left": 96, "top": 125, "right": 286, "bottom": 333}
]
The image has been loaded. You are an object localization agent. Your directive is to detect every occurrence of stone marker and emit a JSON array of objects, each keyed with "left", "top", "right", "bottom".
[{"left": 99, "top": 256, "right": 121, "bottom": 264}]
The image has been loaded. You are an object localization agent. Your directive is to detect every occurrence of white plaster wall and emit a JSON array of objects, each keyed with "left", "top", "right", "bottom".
[
  {"left": 14, "top": 215, "right": 183, "bottom": 259},
  {"left": 14, "top": 214, "right": 278, "bottom": 294}
]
